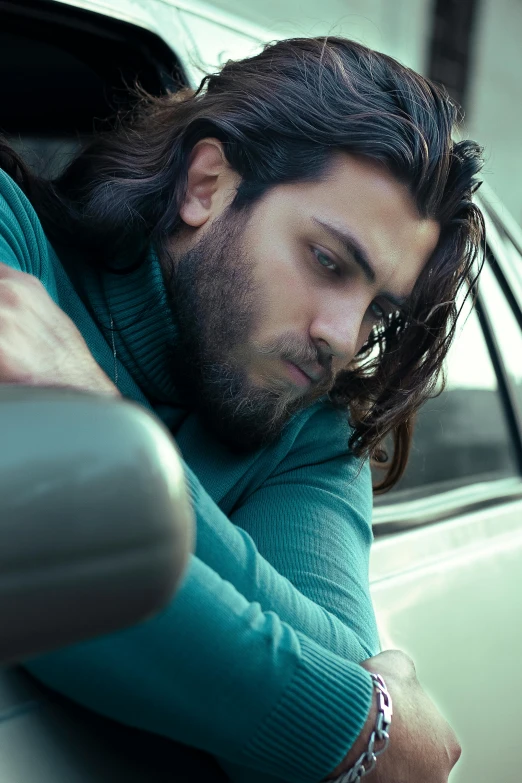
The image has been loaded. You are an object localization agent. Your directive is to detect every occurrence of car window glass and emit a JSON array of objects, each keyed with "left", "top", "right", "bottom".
[{"left": 374, "top": 285, "right": 518, "bottom": 502}]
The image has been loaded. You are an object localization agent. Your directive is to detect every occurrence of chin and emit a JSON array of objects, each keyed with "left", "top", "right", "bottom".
[
  {"left": 198, "top": 393, "right": 298, "bottom": 453},
  {"left": 185, "top": 359, "right": 308, "bottom": 452}
]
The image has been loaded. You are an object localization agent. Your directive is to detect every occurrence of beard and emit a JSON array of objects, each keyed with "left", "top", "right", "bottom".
[{"left": 163, "top": 206, "right": 333, "bottom": 452}]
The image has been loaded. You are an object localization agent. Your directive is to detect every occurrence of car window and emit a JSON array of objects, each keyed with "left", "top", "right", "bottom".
[
  {"left": 0, "top": 3, "right": 182, "bottom": 177},
  {"left": 374, "top": 280, "right": 518, "bottom": 503}
]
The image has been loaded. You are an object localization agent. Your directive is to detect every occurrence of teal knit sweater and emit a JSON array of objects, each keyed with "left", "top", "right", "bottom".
[{"left": 0, "top": 170, "right": 380, "bottom": 783}]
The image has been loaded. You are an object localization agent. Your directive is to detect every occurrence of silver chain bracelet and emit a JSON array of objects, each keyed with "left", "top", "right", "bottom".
[{"left": 331, "top": 673, "right": 393, "bottom": 783}]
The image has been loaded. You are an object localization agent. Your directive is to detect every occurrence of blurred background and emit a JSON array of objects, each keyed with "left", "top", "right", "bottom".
[{"left": 208, "top": 0, "right": 522, "bottom": 228}]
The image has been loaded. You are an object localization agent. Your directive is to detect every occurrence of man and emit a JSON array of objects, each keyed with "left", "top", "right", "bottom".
[{"left": 0, "top": 36, "right": 482, "bottom": 782}]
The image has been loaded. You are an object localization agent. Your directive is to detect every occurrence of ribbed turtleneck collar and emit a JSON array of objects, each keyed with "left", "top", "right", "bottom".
[{"left": 65, "top": 248, "right": 181, "bottom": 405}]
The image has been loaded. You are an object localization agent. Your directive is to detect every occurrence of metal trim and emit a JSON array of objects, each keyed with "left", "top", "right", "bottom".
[
  {"left": 373, "top": 476, "right": 522, "bottom": 535},
  {"left": 480, "top": 201, "right": 522, "bottom": 315},
  {"left": 474, "top": 291, "right": 522, "bottom": 472},
  {"left": 478, "top": 186, "right": 522, "bottom": 260}
]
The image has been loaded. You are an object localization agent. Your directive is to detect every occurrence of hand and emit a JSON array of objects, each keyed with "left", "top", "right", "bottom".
[
  {"left": 0, "top": 262, "right": 120, "bottom": 396},
  {"left": 325, "top": 649, "right": 461, "bottom": 782}
]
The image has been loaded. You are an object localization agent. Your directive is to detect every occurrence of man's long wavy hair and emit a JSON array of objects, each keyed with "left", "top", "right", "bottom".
[{"left": 1, "top": 36, "right": 484, "bottom": 491}]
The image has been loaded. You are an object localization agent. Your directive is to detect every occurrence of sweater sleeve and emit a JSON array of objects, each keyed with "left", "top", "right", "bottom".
[
  {"left": 26, "top": 554, "right": 374, "bottom": 783},
  {"left": 0, "top": 169, "right": 57, "bottom": 295},
  {"left": 181, "top": 403, "right": 380, "bottom": 663},
  {"left": 231, "top": 403, "right": 380, "bottom": 657}
]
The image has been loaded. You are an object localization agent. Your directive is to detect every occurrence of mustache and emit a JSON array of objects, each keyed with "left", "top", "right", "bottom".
[{"left": 254, "top": 334, "right": 333, "bottom": 383}]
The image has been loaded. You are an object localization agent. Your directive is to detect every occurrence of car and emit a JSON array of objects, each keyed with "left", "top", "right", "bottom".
[{"left": 1, "top": 1, "right": 521, "bottom": 781}]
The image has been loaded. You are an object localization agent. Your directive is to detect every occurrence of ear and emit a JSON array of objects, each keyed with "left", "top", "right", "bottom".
[{"left": 179, "top": 138, "right": 240, "bottom": 227}]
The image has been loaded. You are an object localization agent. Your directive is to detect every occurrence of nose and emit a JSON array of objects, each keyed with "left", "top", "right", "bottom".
[{"left": 310, "top": 298, "right": 371, "bottom": 368}]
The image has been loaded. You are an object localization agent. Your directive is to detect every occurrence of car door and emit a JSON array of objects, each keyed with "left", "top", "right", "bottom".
[{"left": 370, "top": 203, "right": 522, "bottom": 782}]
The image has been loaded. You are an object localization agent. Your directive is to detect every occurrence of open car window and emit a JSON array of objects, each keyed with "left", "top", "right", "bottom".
[
  {"left": 0, "top": 0, "right": 185, "bottom": 176},
  {"left": 374, "top": 280, "right": 518, "bottom": 497}
]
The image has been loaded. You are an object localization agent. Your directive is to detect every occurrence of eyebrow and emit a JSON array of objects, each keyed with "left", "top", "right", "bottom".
[{"left": 312, "top": 217, "right": 409, "bottom": 309}]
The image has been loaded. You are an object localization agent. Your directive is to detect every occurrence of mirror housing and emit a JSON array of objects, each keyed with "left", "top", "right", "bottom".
[{"left": 0, "top": 386, "right": 194, "bottom": 666}]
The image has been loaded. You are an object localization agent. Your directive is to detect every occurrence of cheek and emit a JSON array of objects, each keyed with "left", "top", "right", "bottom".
[{"left": 249, "top": 255, "right": 310, "bottom": 339}]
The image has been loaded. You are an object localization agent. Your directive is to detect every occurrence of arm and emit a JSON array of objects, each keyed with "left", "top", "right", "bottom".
[
  {"left": 178, "top": 405, "right": 380, "bottom": 782},
  {"left": 26, "top": 554, "right": 374, "bottom": 783},
  {"left": 177, "top": 400, "right": 380, "bottom": 662}
]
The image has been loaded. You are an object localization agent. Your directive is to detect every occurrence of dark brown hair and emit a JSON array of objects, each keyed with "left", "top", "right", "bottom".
[{"left": 0, "top": 36, "right": 484, "bottom": 490}]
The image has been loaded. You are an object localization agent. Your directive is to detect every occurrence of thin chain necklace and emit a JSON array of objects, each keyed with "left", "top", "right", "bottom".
[{"left": 109, "top": 313, "right": 119, "bottom": 385}]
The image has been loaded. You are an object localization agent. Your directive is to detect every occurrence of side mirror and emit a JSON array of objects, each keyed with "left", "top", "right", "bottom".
[{"left": 0, "top": 386, "right": 194, "bottom": 666}]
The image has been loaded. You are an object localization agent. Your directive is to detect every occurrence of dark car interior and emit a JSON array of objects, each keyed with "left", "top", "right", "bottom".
[
  {"left": 0, "top": 1, "right": 228, "bottom": 780},
  {"left": 0, "top": 0, "right": 184, "bottom": 174}
]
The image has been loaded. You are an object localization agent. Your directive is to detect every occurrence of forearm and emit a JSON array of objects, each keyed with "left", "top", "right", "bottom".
[
  {"left": 25, "top": 554, "right": 373, "bottom": 783},
  {"left": 183, "top": 462, "right": 378, "bottom": 664},
  {"left": 217, "top": 691, "right": 379, "bottom": 783}
]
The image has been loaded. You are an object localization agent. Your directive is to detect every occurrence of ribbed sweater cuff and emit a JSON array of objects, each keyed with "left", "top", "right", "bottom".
[{"left": 239, "top": 635, "right": 374, "bottom": 783}]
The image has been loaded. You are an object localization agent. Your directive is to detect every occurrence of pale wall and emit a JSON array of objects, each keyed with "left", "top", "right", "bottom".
[
  {"left": 465, "top": 0, "right": 522, "bottom": 226},
  {"left": 207, "top": 0, "right": 434, "bottom": 73}
]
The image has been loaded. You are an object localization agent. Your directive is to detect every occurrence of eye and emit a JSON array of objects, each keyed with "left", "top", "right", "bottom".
[
  {"left": 369, "top": 301, "right": 387, "bottom": 322},
  {"left": 312, "top": 248, "right": 340, "bottom": 274}
]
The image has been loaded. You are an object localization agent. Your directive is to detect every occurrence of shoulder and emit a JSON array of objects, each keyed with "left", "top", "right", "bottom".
[
  {"left": 276, "top": 398, "right": 362, "bottom": 472},
  {"left": 0, "top": 168, "right": 50, "bottom": 279},
  {"left": 257, "top": 398, "right": 372, "bottom": 512}
]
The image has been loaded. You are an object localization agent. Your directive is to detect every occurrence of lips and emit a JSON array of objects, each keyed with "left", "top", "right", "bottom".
[
  {"left": 284, "top": 361, "right": 313, "bottom": 388},
  {"left": 292, "top": 361, "right": 326, "bottom": 384},
  {"left": 284, "top": 359, "right": 327, "bottom": 389}
]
